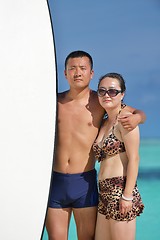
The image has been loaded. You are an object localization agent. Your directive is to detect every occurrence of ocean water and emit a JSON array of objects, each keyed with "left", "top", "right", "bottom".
[{"left": 42, "top": 139, "right": 160, "bottom": 240}]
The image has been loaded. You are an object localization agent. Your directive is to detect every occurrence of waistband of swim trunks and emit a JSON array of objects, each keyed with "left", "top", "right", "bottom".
[{"left": 53, "top": 168, "right": 96, "bottom": 177}]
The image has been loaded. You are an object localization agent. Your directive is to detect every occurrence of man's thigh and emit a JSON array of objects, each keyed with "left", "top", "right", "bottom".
[
  {"left": 73, "top": 207, "right": 97, "bottom": 240},
  {"left": 46, "top": 207, "right": 72, "bottom": 240}
]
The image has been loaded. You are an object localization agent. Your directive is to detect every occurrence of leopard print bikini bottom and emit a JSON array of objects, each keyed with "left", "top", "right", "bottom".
[{"left": 98, "top": 176, "right": 144, "bottom": 221}]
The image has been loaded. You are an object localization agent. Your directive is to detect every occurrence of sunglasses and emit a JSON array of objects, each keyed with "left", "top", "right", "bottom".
[{"left": 97, "top": 88, "right": 122, "bottom": 97}]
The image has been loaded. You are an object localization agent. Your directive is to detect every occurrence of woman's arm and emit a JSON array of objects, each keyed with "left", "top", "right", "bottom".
[
  {"left": 122, "top": 125, "right": 140, "bottom": 196},
  {"left": 119, "top": 121, "right": 140, "bottom": 215}
]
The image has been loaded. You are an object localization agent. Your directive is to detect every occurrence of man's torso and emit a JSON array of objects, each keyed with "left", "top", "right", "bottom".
[{"left": 53, "top": 90, "right": 104, "bottom": 173}]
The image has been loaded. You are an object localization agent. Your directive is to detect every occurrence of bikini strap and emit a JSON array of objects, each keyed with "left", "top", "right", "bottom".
[{"left": 111, "top": 103, "right": 126, "bottom": 135}]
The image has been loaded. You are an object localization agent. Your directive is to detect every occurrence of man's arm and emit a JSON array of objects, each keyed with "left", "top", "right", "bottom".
[{"left": 118, "top": 106, "right": 146, "bottom": 131}]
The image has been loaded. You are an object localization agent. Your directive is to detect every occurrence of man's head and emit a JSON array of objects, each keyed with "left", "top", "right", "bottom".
[
  {"left": 64, "top": 50, "right": 94, "bottom": 90},
  {"left": 65, "top": 50, "right": 93, "bottom": 70}
]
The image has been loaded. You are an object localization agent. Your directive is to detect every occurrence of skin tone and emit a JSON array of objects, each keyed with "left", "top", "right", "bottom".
[
  {"left": 46, "top": 56, "right": 145, "bottom": 240},
  {"left": 46, "top": 56, "right": 104, "bottom": 240},
  {"left": 95, "top": 77, "right": 140, "bottom": 240}
]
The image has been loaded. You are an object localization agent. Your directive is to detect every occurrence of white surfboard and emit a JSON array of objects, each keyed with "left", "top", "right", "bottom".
[{"left": 0, "top": 1, "right": 56, "bottom": 239}]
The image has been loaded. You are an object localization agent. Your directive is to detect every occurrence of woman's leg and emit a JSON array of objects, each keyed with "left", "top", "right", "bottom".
[
  {"left": 95, "top": 213, "right": 111, "bottom": 240},
  {"left": 110, "top": 218, "right": 136, "bottom": 240}
]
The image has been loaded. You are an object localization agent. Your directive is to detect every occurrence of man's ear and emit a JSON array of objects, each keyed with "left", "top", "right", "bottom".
[
  {"left": 91, "top": 69, "right": 94, "bottom": 79},
  {"left": 64, "top": 70, "right": 67, "bottom": 78}
]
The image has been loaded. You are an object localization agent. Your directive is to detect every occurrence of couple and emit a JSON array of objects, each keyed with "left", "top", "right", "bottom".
[{"left": 46, "top": 51, "right": 145, "bottom": 240}]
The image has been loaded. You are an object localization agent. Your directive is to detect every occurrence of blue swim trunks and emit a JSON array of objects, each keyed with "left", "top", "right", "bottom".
[{"left": 48, "top": 169, "right": 98, "bottom": 208}]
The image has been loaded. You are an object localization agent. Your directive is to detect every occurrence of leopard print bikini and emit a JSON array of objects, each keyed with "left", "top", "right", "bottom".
[
  {"left": 93, "top": 104, "right": 126, "bottom": 162},
  {"left": 98, "top": 176, "right": 144, "bottom": 221},
  {"left": 92, "top": 126, "right": 125, "bottom": 162},
  {"left": 93, "top": 106, "right": 144, "bottom": 221}
]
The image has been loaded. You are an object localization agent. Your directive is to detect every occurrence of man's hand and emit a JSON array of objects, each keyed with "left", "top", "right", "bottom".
[{"left": 118, "top": 113, "right": 141, "bottom": 131}]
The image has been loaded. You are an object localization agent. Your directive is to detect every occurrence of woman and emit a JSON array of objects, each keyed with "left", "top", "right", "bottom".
[{"left": 93, "top": 73, "right": 144, "bottom": 240}]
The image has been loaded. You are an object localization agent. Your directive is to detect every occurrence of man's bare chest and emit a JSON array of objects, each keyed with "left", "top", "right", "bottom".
[{"left": 58, "top": 103, "right": 93, "bottom": 127}]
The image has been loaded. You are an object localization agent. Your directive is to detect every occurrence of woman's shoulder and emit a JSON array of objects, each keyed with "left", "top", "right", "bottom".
[
  {"left": 119, "top": 104, "right": 133, "bottom": 117},
  {"left": 122, "top": 104, "right": 136, "bottom": 114}
]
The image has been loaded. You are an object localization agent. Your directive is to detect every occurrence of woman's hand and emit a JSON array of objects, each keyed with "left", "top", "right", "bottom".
[{"left": 119, "top": 198, "right": 133, "bottom": 216}]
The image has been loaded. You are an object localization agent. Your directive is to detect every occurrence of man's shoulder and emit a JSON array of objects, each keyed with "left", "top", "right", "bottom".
[
  {"left": 89, "top": 89, "right": 105, "bottom": 114},
  {"left": 58, "top": 91, "right": 68, "bottom": 99},
  {"left": 89, "top": 89, "right": 100, "bottom": 105},
  {"left": 90, "top": 89, "right": 97, "bottom": 94},
  {"left": 90, "top": 89, "right": 98, "bottom": 99}
]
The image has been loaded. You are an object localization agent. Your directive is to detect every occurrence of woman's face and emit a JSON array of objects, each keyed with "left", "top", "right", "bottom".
[{"left": 98, "top": 77, "right": 124, "bottom": 110}]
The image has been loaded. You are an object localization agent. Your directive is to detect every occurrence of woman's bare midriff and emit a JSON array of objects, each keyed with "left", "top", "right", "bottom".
[{"left": 98, "top": 153, "right": 128, "bottom": 180}]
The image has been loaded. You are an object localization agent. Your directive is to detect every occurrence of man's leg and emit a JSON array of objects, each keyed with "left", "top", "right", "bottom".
[
  {"left": 73, "top": 206, "right": 97, "bottom": 240},
  {"left": 46, "top": 207, "right": 72, "bottom": 240}
]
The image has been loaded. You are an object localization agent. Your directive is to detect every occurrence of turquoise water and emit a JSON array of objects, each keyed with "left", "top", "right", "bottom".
[{"left": 42, "top": 139, "right": 160, "bottom": 240}]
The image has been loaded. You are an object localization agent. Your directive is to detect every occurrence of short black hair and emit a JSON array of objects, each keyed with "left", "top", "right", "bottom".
[{"left": 65, "top": 50, "right": 93, "bottom": 70}]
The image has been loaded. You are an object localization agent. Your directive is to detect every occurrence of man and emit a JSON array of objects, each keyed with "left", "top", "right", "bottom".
[{"left": 46, "top": 51, "right": 146, "bottom": 240}]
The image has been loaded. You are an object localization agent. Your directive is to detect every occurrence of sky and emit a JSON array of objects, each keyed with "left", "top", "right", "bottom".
[{"left": 48, "top": 0, "right": 160, "bottom": 139}]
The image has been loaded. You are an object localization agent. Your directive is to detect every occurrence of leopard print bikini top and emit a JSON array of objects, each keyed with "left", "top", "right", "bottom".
[
  {"left": 93, "top": 103, "right": 126, "bottom": 162},
  {"left": 93, "top": 120, "right": 126, "bottom": 162}
]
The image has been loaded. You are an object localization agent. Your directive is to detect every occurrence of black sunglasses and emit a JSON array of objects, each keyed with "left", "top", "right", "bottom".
[{"left": 97, "top": 88, "right": 122, "bottom": 97}]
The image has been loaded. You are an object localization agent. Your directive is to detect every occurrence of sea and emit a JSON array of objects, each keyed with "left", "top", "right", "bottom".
[{"left": 42, "top": 139, "right": 160, "bottom": 240}]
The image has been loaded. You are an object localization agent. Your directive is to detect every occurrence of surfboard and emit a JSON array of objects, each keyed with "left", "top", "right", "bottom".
[{"left": 0, "top": 1, "right": 56, "bottom": 239}]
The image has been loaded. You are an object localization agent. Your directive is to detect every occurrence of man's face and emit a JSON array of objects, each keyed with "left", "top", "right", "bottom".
[{"left": 64, "top": 57, "right": 94, "bottom": 89}]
